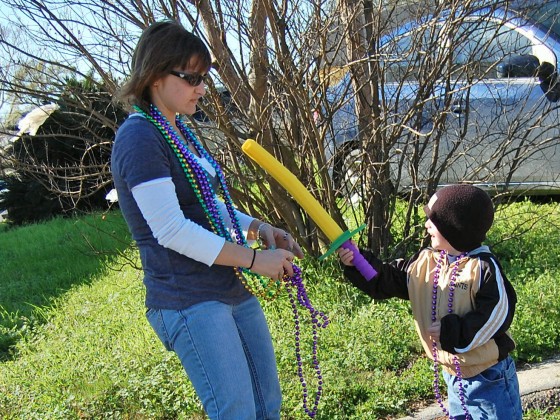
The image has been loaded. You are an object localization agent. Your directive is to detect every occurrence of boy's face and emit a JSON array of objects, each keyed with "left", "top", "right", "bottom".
[{"left": 425, "top": 219, "right": 460, "bottom": 254}]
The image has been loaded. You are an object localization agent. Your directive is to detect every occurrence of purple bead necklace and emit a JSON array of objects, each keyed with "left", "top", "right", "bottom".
[
  {"left": 135, "top": 104, "right": 281, "bottom": 299},
  {"left": 283, "top": 265, "right": 329, "bottom": 418},
  {"left": 134, "top": 104, "right": 329, "bottom": 417},
  {"left": 431, "top": 250, "right": 470, "bottom": 420}
]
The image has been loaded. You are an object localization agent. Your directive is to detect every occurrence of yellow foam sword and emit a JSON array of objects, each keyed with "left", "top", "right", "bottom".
[{"left": 242, "top": 139, "right": 377, "bottom": 280}]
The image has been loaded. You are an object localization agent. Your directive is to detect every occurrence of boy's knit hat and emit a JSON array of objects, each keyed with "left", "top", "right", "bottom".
[{"left": 424, "top": 185, "right": 494, "bottom": 252}]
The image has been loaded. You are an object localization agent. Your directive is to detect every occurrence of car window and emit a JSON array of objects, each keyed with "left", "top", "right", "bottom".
[
  {"left": 383, "top": 23, "right": 440, "bottom": 83},
  {"left": 382, "top": 14, "right": 538, "bottom": 83},
  {"left": 523, "top": 0, "right": 560, "bottom": 38},
  {"left": 450, "top": 18, "right": 534, "bottom": 79}
]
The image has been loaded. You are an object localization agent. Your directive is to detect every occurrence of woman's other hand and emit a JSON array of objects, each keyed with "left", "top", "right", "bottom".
[
  {"left": 252, "top": 248, "right": 295, "bottom": 280},
  {"left": 257, "top": 223, "right": 304, "bottom": 259}
]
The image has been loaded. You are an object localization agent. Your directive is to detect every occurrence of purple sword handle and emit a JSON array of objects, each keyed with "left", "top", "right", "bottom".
[{"left": 341, "top": 239, "right": 377, "bottom": 281}]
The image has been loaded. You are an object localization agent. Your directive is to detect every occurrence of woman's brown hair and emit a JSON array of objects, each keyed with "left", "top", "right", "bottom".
[{"left": 115, "top": 20, "right": 212, "bottom": 111}]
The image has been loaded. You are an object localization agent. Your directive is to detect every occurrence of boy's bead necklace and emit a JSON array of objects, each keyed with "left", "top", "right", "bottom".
[
  {"left": 133, "top": 104, "right": 328, "bottom": 417},
  {"left": 432, "top": 250, "right": 471, "bottom": 420}
]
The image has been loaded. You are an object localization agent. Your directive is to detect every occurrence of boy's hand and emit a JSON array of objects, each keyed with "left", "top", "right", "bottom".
[
  {"left": 337, "top": 241, "right": 356, "bottom": 266},
  {"left": 428, "top": 321, "right": 441, "bottom": 342}
]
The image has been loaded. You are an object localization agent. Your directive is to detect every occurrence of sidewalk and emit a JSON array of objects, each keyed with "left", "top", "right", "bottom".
[{"left": 399, "top": 355, "right": 560, "bottom": 419}]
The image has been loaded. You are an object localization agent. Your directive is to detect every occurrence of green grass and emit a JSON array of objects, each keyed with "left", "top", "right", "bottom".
[
  {"left": 0, "top": 211, "right": 133, "bottom": 360},
  {"left": 525, "top": 407, "right": 560, "bottom": 419},
  {"left": 0, "top": 201, "right": 559, "bottom": 419}
]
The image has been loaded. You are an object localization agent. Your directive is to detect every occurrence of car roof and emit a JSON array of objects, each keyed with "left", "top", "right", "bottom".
[{"left": 381, "top": 2, "right": 559, "bottom": 47}]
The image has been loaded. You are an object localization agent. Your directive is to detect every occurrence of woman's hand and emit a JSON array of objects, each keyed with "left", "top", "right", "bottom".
[
  {"left": 257, "top": 223, "right": 304, "bottom": 259},
  {"left": 252, "top": 248, "right": 296, "bottom": 280}
]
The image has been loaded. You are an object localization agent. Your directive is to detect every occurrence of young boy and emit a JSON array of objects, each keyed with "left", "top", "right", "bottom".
[{"left": 338, "top": 184, "right": 522, "bottom": 419}]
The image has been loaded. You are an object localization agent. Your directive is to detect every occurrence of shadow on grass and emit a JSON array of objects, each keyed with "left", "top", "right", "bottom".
[{"left": 0, "top": 210, "right": 134, "bottom": 361}]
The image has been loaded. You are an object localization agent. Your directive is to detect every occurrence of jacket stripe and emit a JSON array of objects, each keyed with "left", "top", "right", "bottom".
[{"left": 455, "top": 258, "right": 509, "bottom": 353}]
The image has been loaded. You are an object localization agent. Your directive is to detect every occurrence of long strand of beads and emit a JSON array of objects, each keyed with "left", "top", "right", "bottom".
[
  {"left": 283, "top": 264, "right": 329, "bottom": 418},
  {"left": 177, "top": 117, "right": 283, "bottom": 298},
  {"left": 174, "top": 111, "right": 283, "bottom": 298},
  {"left": 135, "top": 105, "right": 282, "bottom": 299},
  {"left": 431, "top": 250, "right": 470, "bottom": 420}
]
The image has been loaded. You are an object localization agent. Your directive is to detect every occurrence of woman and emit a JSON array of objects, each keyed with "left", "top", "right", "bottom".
[{"left": 111, "top": 20, "right": 304, "bottom": 420}]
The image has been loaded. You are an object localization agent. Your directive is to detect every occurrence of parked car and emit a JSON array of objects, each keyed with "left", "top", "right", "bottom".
[{"left": 326, "top": 0, "right": 560, "bottom": 197}]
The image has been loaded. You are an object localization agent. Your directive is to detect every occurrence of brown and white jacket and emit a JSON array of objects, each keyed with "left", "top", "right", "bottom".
[{"left": 343, "top": 245, "right": 517, "bottom": 378}]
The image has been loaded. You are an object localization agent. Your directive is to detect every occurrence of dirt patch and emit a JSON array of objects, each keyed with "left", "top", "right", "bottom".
[{"left": 522, "top": 388, "right": 560, "bottom": 412}]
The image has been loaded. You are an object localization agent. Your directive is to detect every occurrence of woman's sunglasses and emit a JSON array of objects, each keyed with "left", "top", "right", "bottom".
[{"left": 169, "top": 70, "right": 207, "bottom": 86}]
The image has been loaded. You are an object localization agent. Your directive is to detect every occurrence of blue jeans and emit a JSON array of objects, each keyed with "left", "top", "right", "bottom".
[
  {"left": 146, "top": 296, "right": 282, "bottom": 420},
  {"left": 443, "top": 355, "right": 522, "bottom": 420}
]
